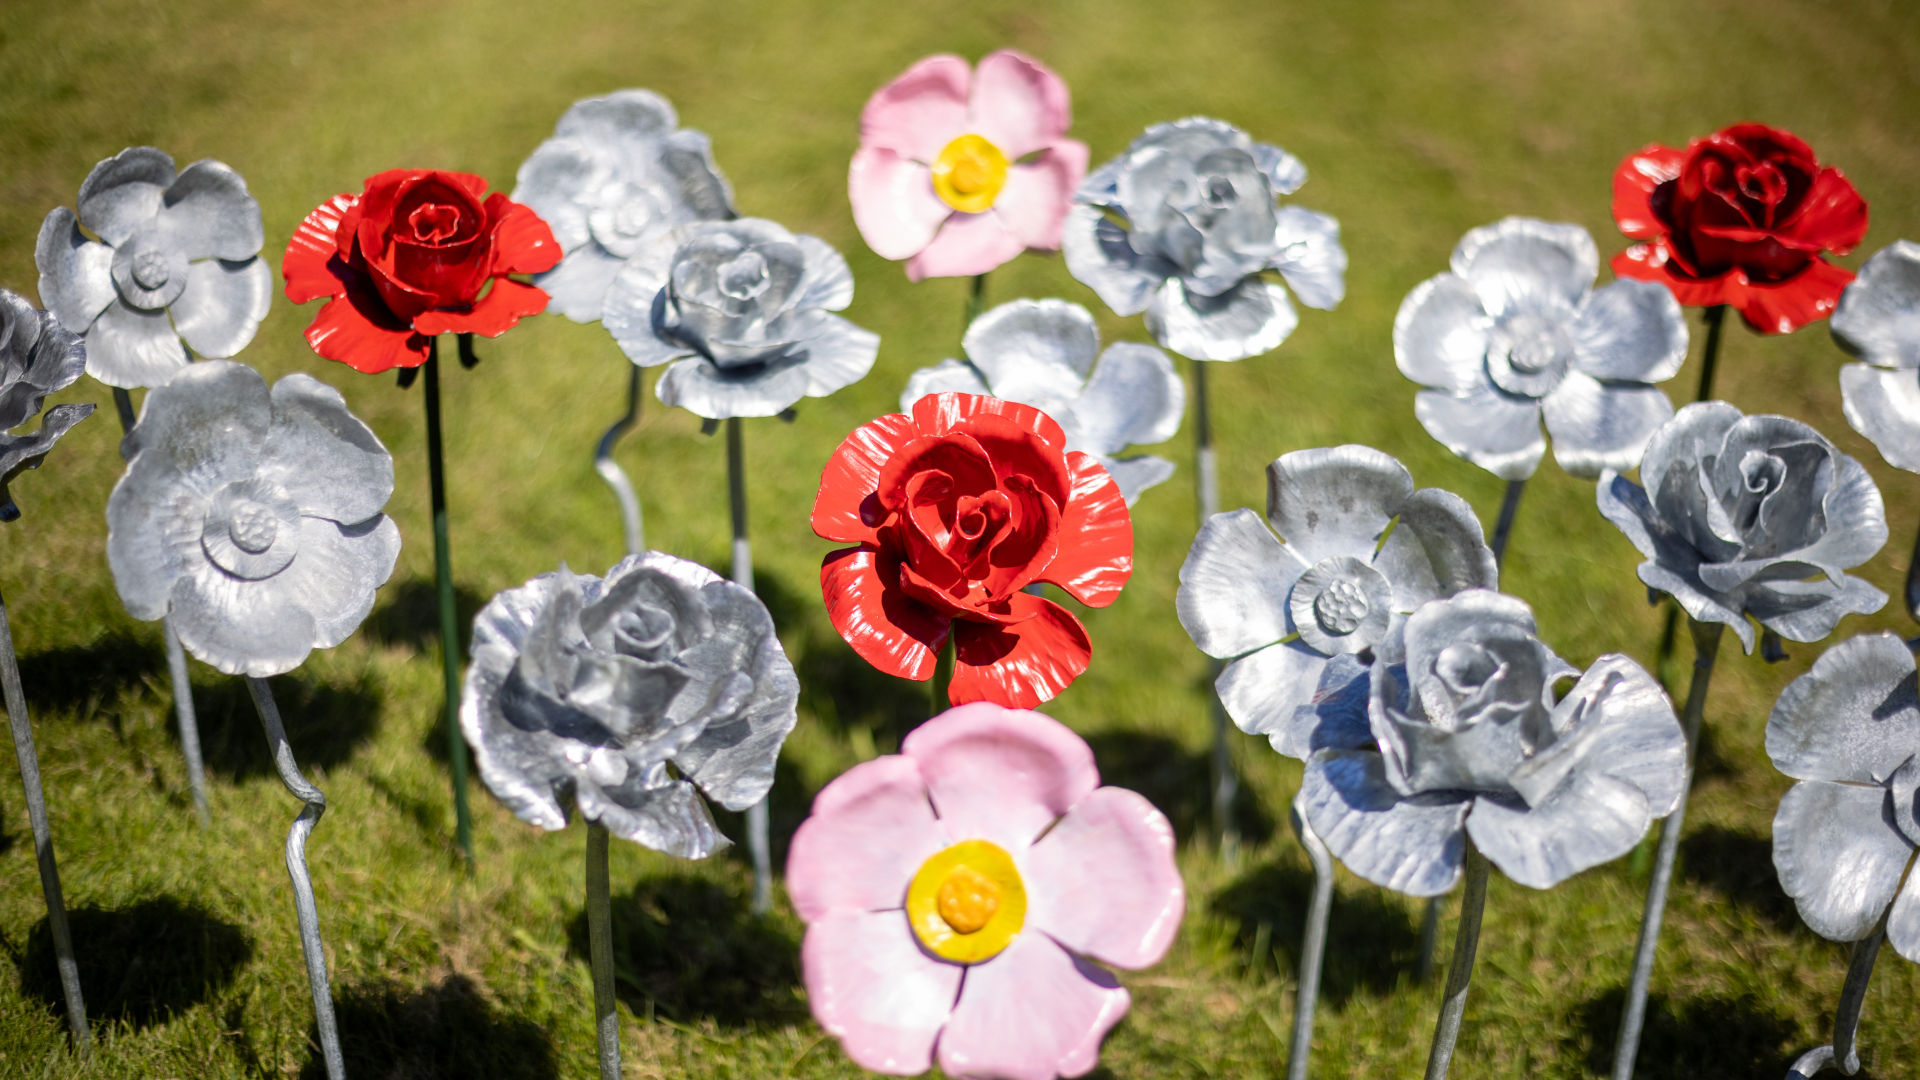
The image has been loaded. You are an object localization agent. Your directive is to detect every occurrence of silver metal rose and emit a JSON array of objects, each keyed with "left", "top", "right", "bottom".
[
  {"left": 1064, "top": 117, "right": 1345, "bottom": 362},
  {"left": 513, "top": 89, "right": 735, "bottom": 325},
  {"left": 1596, "top": 401, "right": 1888, "bottom": 655},
  {"left": 1834, "top": 240, "right": 1920, "bottom": 473},
  {"left": 900, "top": 298, "right": 1185, "bottom": 505},
  {"left": 36, "top": 146, "right": 272, "bottom": 389},
  {"left": 1396, "top": 217, "right": 1686, "bottom": 481},
  {"left": 601, "top": 218, "right": 879, "bottom": 419}
]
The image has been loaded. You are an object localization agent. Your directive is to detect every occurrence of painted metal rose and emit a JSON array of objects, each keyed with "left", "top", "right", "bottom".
[
  {"left": 462, "top": 553, "right": 798, "bottom": 858},
  {"left": 0, "top": 289, "right": 95, "bottom": 521},
  {"left": 283, "top": 169, "right": 562, "bottom": 373},
  {"left": 1833, "top": 240, "right": 1920, "bottom": 472},
  {"left": 1177, "top": 446, "right": 1497, "bottom": 758},
  {"left": 1064, "top": 118, "right": 1345, "bottom": 361},
  {"left": 512, "top": 89, "right": 734, "bottom": 323},
  {"left": 849, "top": 50, "right": 1088, "bottom": 280},
  {"left": 36, "top": 146, "right": 273, "bottom": 388},
  {"left": 900, "top": 299, "right": 1184, "bottom": 505},
  {"left": 1397, "top": 217, "right": 1686, "bottom": 480},
  {"left": 1613, "top": 123, "right": 1867, "bottom": 334},
  {"left": 106, "top": 361, "right": 401, "bottom": 677},
  {"left": 788, "top": 703, "right": 1182, "bottom": 1080},
  {"left": 812, "top": 392, "right": 1132, "bottom": 709},
  {"left": 1302, "top": 590, "right": 1685, "bottom": 893},
  {"left": 1596, "top": 401, "right": 1888, "bottom": 654},
  {"left": 602, "top": 218, "right": 879, "bottom": 419}
]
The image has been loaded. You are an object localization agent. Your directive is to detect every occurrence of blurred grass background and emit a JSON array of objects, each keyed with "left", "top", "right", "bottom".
[{"left": 0, "top": 0, "right": 1918, "bottom": 1076}]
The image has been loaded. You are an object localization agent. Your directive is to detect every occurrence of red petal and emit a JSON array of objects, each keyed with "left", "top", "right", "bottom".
[
  {"left": 911, "top": 392, "right": 1066, "bottom": 455},
  {"left": 1730, "top": 258, "right": 1854, "bottom": 335},
  {"left": 822, "top": 546, "right": 949, "bottom": 681},
  {"left": 413, "top": 277, "right": 550, "bottom": 337},
  {"left": 1039, "top": 451, "right": 1133, "bottom": 608},
  {"left": 1610, "top": 243, "right": 1733, "bottom": 309},
  {"left": 305, "top": 294, "right": 430, "bottom": 374},
  {"left": 1611, "top": 144, "right": 1684, "bottom": 239},
  {"left": 440, "top": 171, "right": 493, "bottom": 201},
  {"left": 948, "top": 594, "right": 1091, "bottom": 708},
  {"left": 813, "top": 411, "right": 920, "bottom": 545},
  {"left": 488, "top": 196, "right": 563, "bottom": 275},
  {"left": 283, "top": 194, "right": 357, "bottom": 304},
  {"left": 1775, "top": 167, "right": 1868, "bottom": 256}
]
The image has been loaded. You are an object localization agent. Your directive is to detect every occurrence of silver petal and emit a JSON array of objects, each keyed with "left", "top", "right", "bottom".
[
  {"left": 1146, "top": 276, "right": 1297, "bottom": 362},
  {"left": 34, "top": 208, "right": 117, "bottom": 334},
  {"left": 1216, "top": 640, "right": 1329, "bottom": 751},
  {"left": 1540, "top": 371, "right": 1674, "bottom": 479},
  {"left": 278, "top": 515, "right": 402, "bottom": 648},
  {"left": 1097, "top": 454, "right": 1175, "bottom": 507},
  {"left": 1639, "top": 559, "right": 1757, "bottom": 654},
  {"left": 259, "top": 374, "right": 396, "bottom": 526},
  {"left": 558, "top": 88, "right": 678, "bottom": 142},
  {"left": 1638, "top": 400, "right": 1743, "bottom": 513},
  {"left": 1767, "top": 632, "right": 1920, "bottom": 785},
  {"left": 122, "top": 359, "right": 272, "bottom": 479},
  {"left": 169, "top": 257, "right": 272, "bottom": 358},
  {"left": 1265, "top": 445, "right": 1414, "bottom": 565},
  {"left": 1176, "top": 507, "right": 1307, "bottom": 658},
  {"left": 1840, "top": 363, "right": 1920, "bottom": 473},
  {"left": 1069, "top": 342, "right": 1184, "bottom": 456},
  {"left": 669, "top": 578, "right": 801, "bottom": 810},
  {"left": 84, "top": 299, "right": 188, "bottom": 389},
  {"left": 1252, "top": 142, "right": 1307, "bottom": 195},
  {"left": 1466, "top": 772, "right": 1651, "bottom": 889},
  {"left": 1450, "top": 217, "right": 1597, "bottom": 320},
  {"left": 1063, "top": 205, "right": 1172, "bottom": 318},
  {"left": 1792, "top": 450, "right": 1891, "bottom": 574},
  {"left": 158, "top": 159, "right": 265, "bottom": 262},
  {"left": 1750, "top": 575, "right": 1888, "bottom": 645},
  {"left": 793, "top": 234, "right": 856, "bottom": 313},
  {"left": 77, "top": 146, "right": 174, "bottom": 246},
  {"left": 798, "top": 313, "right": 881, "bottom": 398},
  {"left": 1887, "top": 850, "right": 1920, "bottom": 962},
  {"left": 1831, "top": 240, "right": 1920, "bottom": 371},
  {"left": 1270, "top": 206, "right": 1346, "bottom": 311},
  {"left": 1372, "top": 487, "right": 1500, "bottom": 612},
  {"left": 583, "top": 775, "right": 729, "bottom": 858},
  {"left": 654, "top": 355, "right": 811, "bottom": 420},
  {"left": 1551, "top": 654, "right": 1686, "bottom": 816},
  {"left": 900, "top": 358, "right": 990, "bottom": 414},
  {"left": 1773, "top": 779, "right": 1913, "bottom": 943},
  {"left": 963, "top": 298, "right": 1099, "bottom": 407},
  {"left": 603, "top": 270, "right": 689, "bottom": 367},
  {"left": 1394, "top": 272, "right": 1491, "bottom": 395},
  {"left": 1301, "top": 749, "right": 1470, "bottom": 897},
  {"left": 169, "top": 565, "right": 320, "bottom": 678},
  {"left": 1570, "top": 278, "right": 1688, "bottom": 383},
  {"left": 512, "top": 136, "right": 602, "bottom": 254},
  {"left": 1414, "top": 385, "right": 1546, "bottom": 481},
  {"left": 535, "top": 240, "right": 626, "bottom": 323},
  {"left": 1594, "top": 470, "right": 1662, "bottom": 561}
]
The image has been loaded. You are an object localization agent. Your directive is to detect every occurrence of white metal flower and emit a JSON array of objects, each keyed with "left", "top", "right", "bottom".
[
  {"left": 0, "top": 288, "right": 95, "bottom": 521},
  {"left": 1833, "top": 240, "right": 1920, "bottom": 472}
]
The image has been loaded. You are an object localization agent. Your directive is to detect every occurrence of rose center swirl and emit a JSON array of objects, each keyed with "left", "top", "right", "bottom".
[
  {"left": 718, "top": 251, "right": 771, "bottom": 301},
  {"left": 906, "top": 838, "right": 1025, "bottom": 964},
  {"left": 409, "top": 202, "right": 462, "bottom": 243},
  {"left": 931, "top": 134, "right": 1010, "bottom": 214}
]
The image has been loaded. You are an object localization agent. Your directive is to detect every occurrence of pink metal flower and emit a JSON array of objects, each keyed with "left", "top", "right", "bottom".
[
  {"left": 788, "top": 703, "right": 1182, "bottom": 1080},
  {"left": 849, "top": 51, "right": 1090, "bottom": 281}
]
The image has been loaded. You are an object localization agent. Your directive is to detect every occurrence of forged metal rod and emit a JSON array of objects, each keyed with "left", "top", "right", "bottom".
[
  {"left": 115, "top": 386, "right": 209, "bottom": 825},
  {"left": 1786, "top": 922, "right": 1885, "bottom": 1078},
  {"left": 1423, "top": 842, "right": 1490, "bottom": 1080},
  {"left": 727, "top": 417, "right": 772, "bottom": 915},
  {"left": 1192, "top": 358, "right": 1240, "bottom": 857},
  {"left": 246, "top": 676, "right": 344, "bottom": 1080},
  {"left": 424, "top": 344, "right": 476, "bottom": 870},
  {"left": 594, "top": 365, "right": 646, "bottom": 558},
  {"left": 0, "top": 578, "right": 88, "bottom": 1052},
  {"left": 1611, "top": 618, "right": 1725, "bottom": 1080},
  {"left": 1285, "top": 792, "right": 1334, "bottom": 1080},
  {"left": 586, "top": 822, "right": 620, "bottom": 1080},
  {"left": 929, "top": 639, "right": 955, "bottom": 718}
]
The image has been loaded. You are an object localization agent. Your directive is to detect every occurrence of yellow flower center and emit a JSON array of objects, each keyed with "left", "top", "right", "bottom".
[
  {"left": 906, "top": 838, "right": 1025, "bottom": 963},
  {"left": 931, "top": 134, "right": 1010, "bottom": 214}
]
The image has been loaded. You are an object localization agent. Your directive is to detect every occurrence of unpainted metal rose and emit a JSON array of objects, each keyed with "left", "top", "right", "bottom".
[
  {"left": 462, "top": 552, "right": 799, "bottom": 857},
  {"left": 1833, "top": 241, "right": 1920, "bottom": 472},
  {"left": 0, "top": 289, "right": 96, "bottom": 521},
  {"left": 1396, "top": 217, "right": 1686, "bottom": 480},
  {"left": 1302, "top": 590, "right": 1686, "bottom": 894},
  {"left": 1176, "top": 445, "right": 1498, "bottom": 759},
  {"left": 36, "top": 147, "right": 273, "bottom": 389},
  {"left": 1596, "top": 401, "right": 1888, "bottom": 655},
  {"left": 900, "top": 298, "right": 1184, "bottom": 505},
  {"left": 513, "top": 89, "right": 735, "bottom": 323},
  {"left": 105, "top": 361, "right": 401, "bottom": 677},
  {"left": 602, "top": 218, "right": 879, "bottom": 419},
  {"left": 1064, "top": 117, "right": 1345, "bottom": 361},
  {"left": 1766, "top": 632, "right": 1920, "bottom": 958}
]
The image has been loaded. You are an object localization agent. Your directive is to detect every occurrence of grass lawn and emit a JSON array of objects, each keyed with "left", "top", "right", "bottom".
[{"left": 1, "top": 0, "right": 1919, "bottom": 1076}]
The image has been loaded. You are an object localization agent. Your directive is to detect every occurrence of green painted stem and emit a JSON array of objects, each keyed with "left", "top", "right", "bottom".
[
  {"left": 424, "top": 344, "right": 474, "bottom": 871},
  {"left": 930, "top": 638, "right": 954, "bottom": 718}
]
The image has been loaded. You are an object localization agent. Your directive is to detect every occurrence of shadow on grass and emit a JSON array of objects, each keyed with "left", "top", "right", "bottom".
[
  {"left": 566, "top": 869, "right": 806, "bottom": 1029},
  {"left": 190, "top": 671, "right": 382, "bottom": 781},
  {"left": 362, "top": 578, "right": 485, "bottom": 657},
  {"left": 1210, "top": 858, "right": 1420, "bottom": 1003},
  {"left": 304, "top": 973, "right": 555, "bottom": 1080},
  {"left": 17, "top": 630, "right": 163, "bottom": 718},
  {"left": 1568, "top": 986, "right": 1800, "bottom": 1078},
  {"left": 1085, "top": 730, "right": 1275, "bottom": 847},
  {"left": 1680, "top": 824, "right": 1800, "bottom": 930},
  {"left": 19, "top": 896, "right": 250, "bottom": 1031}
]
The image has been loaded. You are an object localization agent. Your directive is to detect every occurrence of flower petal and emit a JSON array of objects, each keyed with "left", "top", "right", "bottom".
[
  {"left": 911, "top": 392, "right": 1068, "bottom": 454},
  {"left": 1610, "top": 242, "right": 1735, "bottom": 309},
  {"left": 1610, "top": 144, "right": 1685, "bottom": 240},
  {"left": 1094, "top": 454, "right": 1174, "bottom": 506},
  {"left": 282, "top": 193, "right": 357, "bottom": 305},
  {"left": 275, "top": 514, "right": 401, "bottom": 649},
  {"left": 901, "top": 359, "right": 991, "bottom": 415},
  {"left": 533, "top": 239, "right": 625, "bottom": 323},
  {"left": 170, "top": 256, "right": 273, "bottom": 358},
  {"left": 1774, "top": 779, "right": 1913, "bottom": 943},
  {"left": 902, "top": 701, "right": 1098, "bottom": 849},
  {"left": 259, "top": 373, "right": 396, "bottom": 525},
  {"left": 1062, "top": 205, "right": 1170, "bottom": 318},
  {"left": 1571, "top": 278, "right": 1689, "bottom": 383},
  {"left": 1394, "top": 273, "right": 1489, "bottom": 394},
  {"left": 1842, "top": 363, "right": 1920, "bottom": 473},
  {"left": 850, "top": 148, "right": 949, "bottom": 262},
  {"left": 1776, "top": 167, "right": 1869, "bottom": 256},
  {"left": 489, "top": 197, "right": 563, "bottom": 275},
  {"left": 1216, "top": 640, "right": 1329, "bottom": 756},
  {"left": 84, "top": 299, "right": 188, "bottom": 390},
  {"left": 1041, "top": 450, "right": 1132, "bottom": 608},
  {"left": 1553, "top": 655, "right": 1687, "bottom": 815},
  {"left": 821, "top": 546, "right": 947, "bottom": 681},
  {"left": 797, "top": 312, "right": 881, "bottom": 398},
  {"left": 1749, "top": 575, "right": 1888, "bottom": 646},
  {"left": 304, "top": 292, "right": 430, "bottom": 375},
  {"left": 77, "top": 146, "right": 174, "bottom": 246},
  {"left": 1733, "top": 258, "right": 1856, "bottom": 335},
  {"left": 1832, "top": 241, "right": 1920, "bottom": 371},
  {"left": 1767, "top": 632, "right": 1920, "bottom": 786},
  {"left": 814, "top": 412, "right": 920, "bottom": 545},
  {"left": 787, "top": 754, "right": 945, "bottom": 921},
  {"left": 34, "top": 208, "right": 117, "bottom": 334},
  {"left": 654, "top": 354, "right": 812, "bottom": 419},
  {"left": 1452, "top": 217, "right": 1596, "bottom": 319},
  {"left": 1265, "top": 444, "right": 1414, "bottom": 565},
  {"left": 937, "top": 931, "right": 1129, "bottom": 1080},
  {"left": 862, "top": 54, "right": 972, "bottom": 162},
  {"left": 1071, "top": 342, "right": 1183, "bottom": 456},
  {"left": 1541, "top": 371, "right": 1674, "bottom": 479},
  {"left": 1271, "top": 205, "right": 1346, "bottom": 311},
  {"left": 1371, "top": 487, "right": 1499, "bottom": 611},
  {"left": 948, "top": 595, "right": 1094, "bottom": 710},
  {"left": 1414, "top": 385, "right": 1546, "bottom": 481},
  {"left": 907, "top": 211, "right": 1024, "bottom": 281},
  {"left": 1024, "top": 787, "right": 1182, "bottom": 969},
  {"left": 963, "top": 297, "right": 1098, "bottom": 406},
  {"left": 412, "top": 277, "right": 549, "bottom": 338},
  {"left": 1301, "top": 748, "right": 1469, "bottom": 897},
  {"left": 169, "top": 564, "right": 319, "bottom": 678},
  {"left": 1176, "top": 508, "right": 1305, "bottom": 658},
  {"left": 1146, "top": 277, "right": 1297, "bottom": 362},
  {"left": 1468, "top": 772, "right": 1651, "bottom": 890},
  {"left": 1887, "top": 850, "right": 1920, "bottom": 963},
  {"left": 803, "top": 909, "right": 959, "bottom": 1076},
  {"left": 583, "top": 776, "right": 728, "bottom": 858},
  {"left": 995, "top": 142, "right": 1087, "bottom": 253},
  {"left": 157, "top": 159, "right": 264, "bottom": 262},
  {"left": 967, "top": 50, "right": 1072, "bottom": 160}
]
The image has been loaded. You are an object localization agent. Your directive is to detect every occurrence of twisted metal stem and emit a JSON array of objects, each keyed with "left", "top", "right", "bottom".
[
  {"left": 586, "top": 822, "right": 620, "bottom": 1080},
  {"left": 246, "top": 676, "right": 343, "bottom": 1080},
  {"left": 424, "top": 345, "right": 475, "bottom": 870},
  {"left": 594, "top": 365, "right": 646, "bottom": 558},
  {"left": 1423, "top": 842, "right": 1490, "bottom": 1080},
  {"left": 726, "top": 418, "right": 772, "bottom": 915},
  {"left": 1192, "top": 358, "right": 1239, "bottom": 858},
  {"left": 1285, "top": 792, "right": 1333, "bottom": 1080},
  {"left": 1785, "top": 921, "right": 1884, "bottom": 1078}
]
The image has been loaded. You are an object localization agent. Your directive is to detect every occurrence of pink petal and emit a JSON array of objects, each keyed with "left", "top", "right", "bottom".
[
  {"left": 1024, "top": 787, "right": 1184, "bottom": 970},
  {"left": 903, "top": 703, "right": 1098, "bottom": 850},
  {"left": 862, "top": 54, "right": 973, "bottom": 162},
  {"left": 850, "top": 148, "right": 951, "bottom": 261},
  {"left": 906, "top": 211, "right": 1024, "bottom": 281},
  {"left": 937, "top": 931, "right": 1129, "bottom": 1080},
  {"left": 803, "top": 909, "right": 960, "bottom": 1076},
  {"left": 966, "top": 50, "right": 1073, "bottom": 160},
  {"left": 994, "top": 142, "right": 1088, "bottom": 251},
  {"left": 787, "top": 755, "right": 947, "bottom": 922}
]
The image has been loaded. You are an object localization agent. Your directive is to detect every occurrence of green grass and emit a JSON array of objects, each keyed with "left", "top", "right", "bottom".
[{"left": 1, "top": 0, "right": 1918, "bottom": 1075}]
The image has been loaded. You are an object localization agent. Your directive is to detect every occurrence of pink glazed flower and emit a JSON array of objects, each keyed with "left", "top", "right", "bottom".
[
  {"left": 788, "top": 704, "right": 1183, "bottom": 1080},
  {"left": 849, "top": 51, "right": 1090, "bottom": 281}
]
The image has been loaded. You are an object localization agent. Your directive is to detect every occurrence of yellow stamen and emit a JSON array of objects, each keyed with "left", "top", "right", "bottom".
[
  {"left": 931, "top": 134, "right": 1010, "bottom": 214},
  {"left": 906, "top": 838, "right": 1025, "bottom": 963}
]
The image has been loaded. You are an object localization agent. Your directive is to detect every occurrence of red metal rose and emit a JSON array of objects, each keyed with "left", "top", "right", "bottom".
[
  {"left": 812, "top": 392, "right": 1133, "bottom": 708},
  {"left": 1611, "top": 123, "right": 1867, "bottom": 335},
  {"left": 282, "top": 169, "right": 562, "bottom": 373}
]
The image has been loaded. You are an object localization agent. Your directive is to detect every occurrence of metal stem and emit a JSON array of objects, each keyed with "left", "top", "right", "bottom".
[
  {"left": 1192, "top": 358, "right": 1239, "bottom": 857},
  {"left": 1831, "top": 922, "right": 1883, "bottom": 1074},
  {"left": 0, "top": 577, "right": 88, "bottom": 1052},
  {"left": 930, "top": 637, "right": 955, "bottom": 717},
  {"left": 246, "top": 676, "right": 343, "bottom": 1080},
  {"left": 964, "top": 273, "right": 986, "bottom": 336},
  {"left": 726, "top": 417, "right": 772, "bottom": 915},
  {"left": 594, "top": 365, "right": 646, "bottom": 557},
  {"left": 1903, "top": 517, "right": 1920, "bottom": 626},
  {"left": 586, "top": 822, "right": 620, "bottom": 1080},
  {"left": 1488, "top": 479, "right": 1527, "bottom": 566},
  {"left": 1611, "top": 618, "right": 1724, "bottom": 1080},
  {"left": 1423, "top": 841, "right": 1490, "bottom": 1080},
  {"left": 424, "top": 345, "right": 475, "bottom": 871},
  {"left": 1286, "top": 792, "right": 1334, "bottom": 1080},
  {"left": 1694, "top": 304, "right": 1726, "bottom": 404}
]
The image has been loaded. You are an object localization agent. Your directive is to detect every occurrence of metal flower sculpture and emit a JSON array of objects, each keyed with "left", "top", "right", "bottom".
[
  {"left": 1063, "top": 117, "right": 1345, "bottom": 363},
  {"left": 900, "top": 298, "right": 1184, "bottom": 505},
  {"left": 1303, "top": 590, "right": 1684, "bottom": 1079},
  {"left": 1833, "top": 241, "right": 1920, "bottom": 472},
  {"left": 104, "top": 360, "right": 398, "bottom": 1080},
  {"left": 603, "top": 217, "right": 879, "bottom": 419},
  {"left": 35, "top": 146, "right": 272, "bottom": 389},
  {"left": 1767, "top": 633, "right": 1920, "bottom": 1078},
  {"left": 513, "top": 89, "right": 735, "bottom": 324}
]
